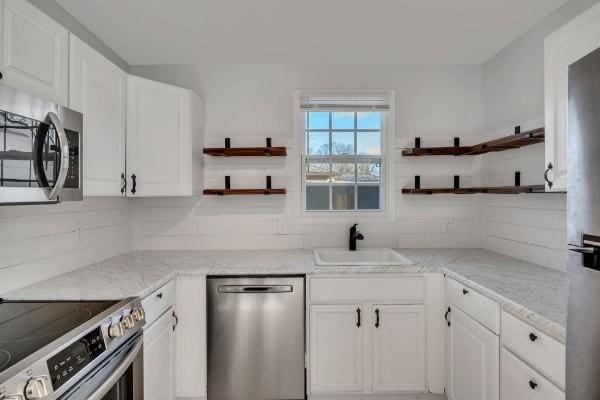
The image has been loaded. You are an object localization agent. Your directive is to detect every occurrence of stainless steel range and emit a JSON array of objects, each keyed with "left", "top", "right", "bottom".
[{"left": 0, "top": 297, "right": 145, "bottom": 400}]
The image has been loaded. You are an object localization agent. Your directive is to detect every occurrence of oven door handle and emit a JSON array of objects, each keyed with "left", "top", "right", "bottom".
[
  {"left": 44, "top": 112, "right": 70, "bottom": 200},
  {"left": 86, "top": 338, "right": 143, "bottom": 400}
]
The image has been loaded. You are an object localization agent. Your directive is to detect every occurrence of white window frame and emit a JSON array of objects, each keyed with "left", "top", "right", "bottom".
[{"left": 293, "top": 90, "right": 396, "bottom": 219}]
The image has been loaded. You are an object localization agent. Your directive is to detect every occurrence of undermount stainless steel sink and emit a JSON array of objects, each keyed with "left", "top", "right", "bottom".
[{"left": 313, "top": 248, "right": 414, "bottom": 266}]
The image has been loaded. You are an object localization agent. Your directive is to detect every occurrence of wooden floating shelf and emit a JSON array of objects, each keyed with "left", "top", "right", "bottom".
[
  {"left": 203, "top": 147, "right": 287, "bottom": 157},
  {"left": 203, "top": 188, "right": 287, "bottom": 196},
  {"left": 203, "top": 175, "right": 286, "bottom": 196},
  {"left": 203, "top": 137, "right": 286, "bottom": 157},
  {"left": 402, "top": 185, "right": 545, "bottom": 195},
  {"left": 402, "top": 127, "right": 545, "bottom": 157}
]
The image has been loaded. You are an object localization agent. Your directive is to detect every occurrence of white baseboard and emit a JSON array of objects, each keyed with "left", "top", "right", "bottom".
[{"left": 309, "top": 393, "right": 445, "bottom": 400}]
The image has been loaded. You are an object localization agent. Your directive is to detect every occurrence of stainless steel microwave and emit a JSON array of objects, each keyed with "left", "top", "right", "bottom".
[{"left": 0, "top": 84, "right": 83, "bottom": 205}]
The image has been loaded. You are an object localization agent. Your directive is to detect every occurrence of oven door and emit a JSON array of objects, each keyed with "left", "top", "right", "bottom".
[{"left": 59, "top": 334, "right": 143, "bottom": 400}]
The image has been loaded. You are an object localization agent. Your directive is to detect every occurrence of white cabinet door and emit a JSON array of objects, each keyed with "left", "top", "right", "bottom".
[
  {"left": 175, "top": 275, "right": 207, "bottom": 399},
  {"left": 0, "top": 0, "right": 68, "bottom": 105},
  {"left": 69, "top": 34, "right": 126, "bottom": 196},
  {"left": 372, "top": 304, "right": 425, "bottom": 393},
  {"left": 144, "top": 307, "right": 174, "bottom": 400},
  {"left": 447, "top": 305, "right": 499, "bottom": 400},
  {"left": 310, "top": 304, "right": 364, "bottom": 394},
  {"left": 544, "top": 2, "right": 600, "bottom": 192},
  {"left": 127, "top": 75, "right": 193, "bottom": 197}
]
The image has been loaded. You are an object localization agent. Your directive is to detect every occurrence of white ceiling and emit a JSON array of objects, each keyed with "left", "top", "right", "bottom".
[{"left": 57, "top": 0, "right": 568, "bottom": 65}]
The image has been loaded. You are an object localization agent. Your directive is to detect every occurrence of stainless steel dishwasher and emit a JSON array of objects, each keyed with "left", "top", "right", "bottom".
[{"left": 207, "top": 276, "right": 305, "bottom": 400}]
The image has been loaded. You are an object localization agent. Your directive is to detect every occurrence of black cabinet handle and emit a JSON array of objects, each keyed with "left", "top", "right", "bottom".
[
  {"left": 544, "top": 162, "right": 553, "bottom": 189},
  {"left": 462, "top": 288, "right": 469, "bottom": 295},
  {"left": 121, "top": 173, "right": 126, "bottom": 194},
  {"left": 0, "top": 71, "right": 3, "bottom": 79},
  {"left": 375, "top": 309, "right": 380, "bottom": 328},
  {"left": 172, "top": 311, "right": 179, "bottom": 331},
  {"left": 131, "top": 174, "right": 137, "bottom": 194},
  {"left": 529, "top": 332, "right": 538, "bottom": 342},
  {"left": 529, "top": 380, "right": 538, "bottom": 390},
  {"left": 156, "top": 292, "right": 163, "bottom": 299},
  {"left": 444, "top": 306, "right": 451, "bottom": 327},
  {"left": 356, "top": 308, "right": 361, "bottom": 328}
]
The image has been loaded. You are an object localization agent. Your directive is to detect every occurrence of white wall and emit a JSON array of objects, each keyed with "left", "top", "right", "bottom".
[
  {"left": 479, "top": 0, "right": 600, "bottom": 270},
  {"left": 130, "top": 64, "right": 483, "bottom": 250}
]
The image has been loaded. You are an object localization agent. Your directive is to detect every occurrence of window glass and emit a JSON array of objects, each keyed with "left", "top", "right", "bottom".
[{"left": 304, "top": 110, "right": 385, "bottom": 212}]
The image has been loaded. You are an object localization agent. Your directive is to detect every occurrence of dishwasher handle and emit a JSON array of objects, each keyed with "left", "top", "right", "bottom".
[{"left": 218, "top": 285, "right": 294, "bottom": 293}]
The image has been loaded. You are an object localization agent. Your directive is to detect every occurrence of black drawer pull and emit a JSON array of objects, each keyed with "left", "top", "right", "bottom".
[
  {"left": 375, "top": 308, "right": 380, "bottom": 328},
  {"left": 462, "top": 288, "right": 469, "bottom": 295},
  {"left": 356, "top": 308, "right": 361, "bottom": 328},
  {"left": 529, "top": 380, "right": 538, "bottom": 390},
  {"left": 529, "top": 332, "right": 538, "bottom": 342},
  {"left": 156, "top": 292, "right": 163, "bottom": 299}
]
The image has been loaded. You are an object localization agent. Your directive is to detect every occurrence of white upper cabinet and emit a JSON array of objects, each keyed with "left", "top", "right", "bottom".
[
  {"left": 69, "top": 34, "right": 127, "bottom": 196},
  {"left": 371, "top": 304, "right": 425, "bottom": 393},
  {"left": 0, "top": 0, "right": 68, "bottom": 105},
  {"left": 127, "top": 75, "right": 204, "bottom": 197},
  {"left": 544, "top": 2, "right": 600, "bottom": 192}
]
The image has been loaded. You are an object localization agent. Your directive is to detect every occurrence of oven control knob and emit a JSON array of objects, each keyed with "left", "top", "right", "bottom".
[
  {"left": 108, "top": 321, "right": 126, "bottom": 338},
  {"left": 24, "top": 376, "right": 49, "bottom": 399},
  {"left": 131, "top": 308, "right": 145, "bottom": 322},
  {"left": 122, "top": 314, "right": 135, "bottom": 329}
]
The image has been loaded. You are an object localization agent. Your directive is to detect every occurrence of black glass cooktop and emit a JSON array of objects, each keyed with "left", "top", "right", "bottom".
[{"left": 0, "top": 300, "right": 117, "bottom": 374}]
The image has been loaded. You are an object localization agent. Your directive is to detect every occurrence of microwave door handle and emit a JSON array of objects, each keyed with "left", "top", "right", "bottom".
[
  {"left": 85, "top": 338, "right": 143, "bottom": 400},
  {"left": 44, "top": 112, "right": 70, "bottom": 201}
]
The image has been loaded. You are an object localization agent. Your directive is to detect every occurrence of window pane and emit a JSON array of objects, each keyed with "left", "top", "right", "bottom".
[
  {"left": 306, "top": 186, "right": 329, "bottom": 210},
  {"left": 307, "top": 131, "right": 329, "bottom": 155},
  {"left": 357, "top": 112, "right": 381, "bottom": 129},
  {"left": 357, "top": 162, "right": 381, "bottom": 182},
  {"left": 358, "top": 186, "right": 380, "bottom": 209},
  {"left": 332, "top": 185, "right": 355, "bottom": 210},
  {"left": 332, "top": 131, "right": 354, "bottom": 155},
  {"left": 306, "top": 162, "right": 330, "bottom": 183},
  {"left": 357, "top": 131, "right": 381, "bottom": 155},
  {"left": 308, "top": 111, "right": 329, "bottom": 129},
  {"left": 332, "top": 163, "right": 355, "bottom": 184},
  {"left": 332, "top": 112, "right": 354, "bottom": 129}
]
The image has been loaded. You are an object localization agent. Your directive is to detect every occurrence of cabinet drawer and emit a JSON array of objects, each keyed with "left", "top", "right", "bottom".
[
  {"left": 142, "top": 280, "right": 176, "bottom": 327},
  {"left": 446, "top": 278, "right": 500, "bottom": 334},
  {"left": 310, "top": 276, "right": 424, "bottom": 303},
  {"left": 501, "top": 348, "right": 564, "bottom": 400},
  {"left": 501, "top": 311, "right": 565, "bottom": 390}
]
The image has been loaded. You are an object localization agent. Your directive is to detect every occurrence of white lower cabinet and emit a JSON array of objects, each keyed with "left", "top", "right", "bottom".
[
  {"left": 310, "top": 304, "right": 364, "bottom": 393},
  {"left": 501, "top": 348, "right": 564, "bottom": 400},
  {"left": 144, "top": 308, "right": 174, "bottom": 400},
  {"left": 308, "top": 275, "right": 427, "bottom": 397},
  {"left": 446, "top": 305, "right": 499, "bottom": 400}
]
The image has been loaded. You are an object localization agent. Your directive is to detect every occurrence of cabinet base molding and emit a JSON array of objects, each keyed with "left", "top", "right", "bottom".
[{"left": 310, "top": 394, "right": 444, "bottom": 400}]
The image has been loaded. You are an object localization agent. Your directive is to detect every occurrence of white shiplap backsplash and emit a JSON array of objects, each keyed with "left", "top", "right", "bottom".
[{"left": 0, "top": 198, "right": 131, "bottom": 294}]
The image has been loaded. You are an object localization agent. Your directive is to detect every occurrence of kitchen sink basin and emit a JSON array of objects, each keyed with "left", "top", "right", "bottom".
[{"left": 313, "top": 248, "right": 414, "bottom": 266}]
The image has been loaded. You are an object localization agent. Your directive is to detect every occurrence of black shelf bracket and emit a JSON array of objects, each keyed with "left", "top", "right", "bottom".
[
  {"left": 454, "top": 175, "right": 460, "bottom": 189},
  {"left": 415, "top": 137, "right": 421, "bottom": 149},
  {"left": 414, "top": 175, "right": 421, "bottom": 189},
  {"left": 515, "top": 171, "right": 521, "bottom": 187}
]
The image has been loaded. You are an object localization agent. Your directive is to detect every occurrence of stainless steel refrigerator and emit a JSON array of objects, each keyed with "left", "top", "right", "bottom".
[{"left": 566, "top": 46, "right": 600, "bottom": 400}]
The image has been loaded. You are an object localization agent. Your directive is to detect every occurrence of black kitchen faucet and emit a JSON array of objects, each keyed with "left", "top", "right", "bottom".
[{"left": 349, "top": 223, "right": 364, "bottom": 251}]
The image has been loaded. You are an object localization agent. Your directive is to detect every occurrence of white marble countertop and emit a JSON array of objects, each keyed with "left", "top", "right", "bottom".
[{"left": 1, "top": 248, "right": 568, "bottom": 342}]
